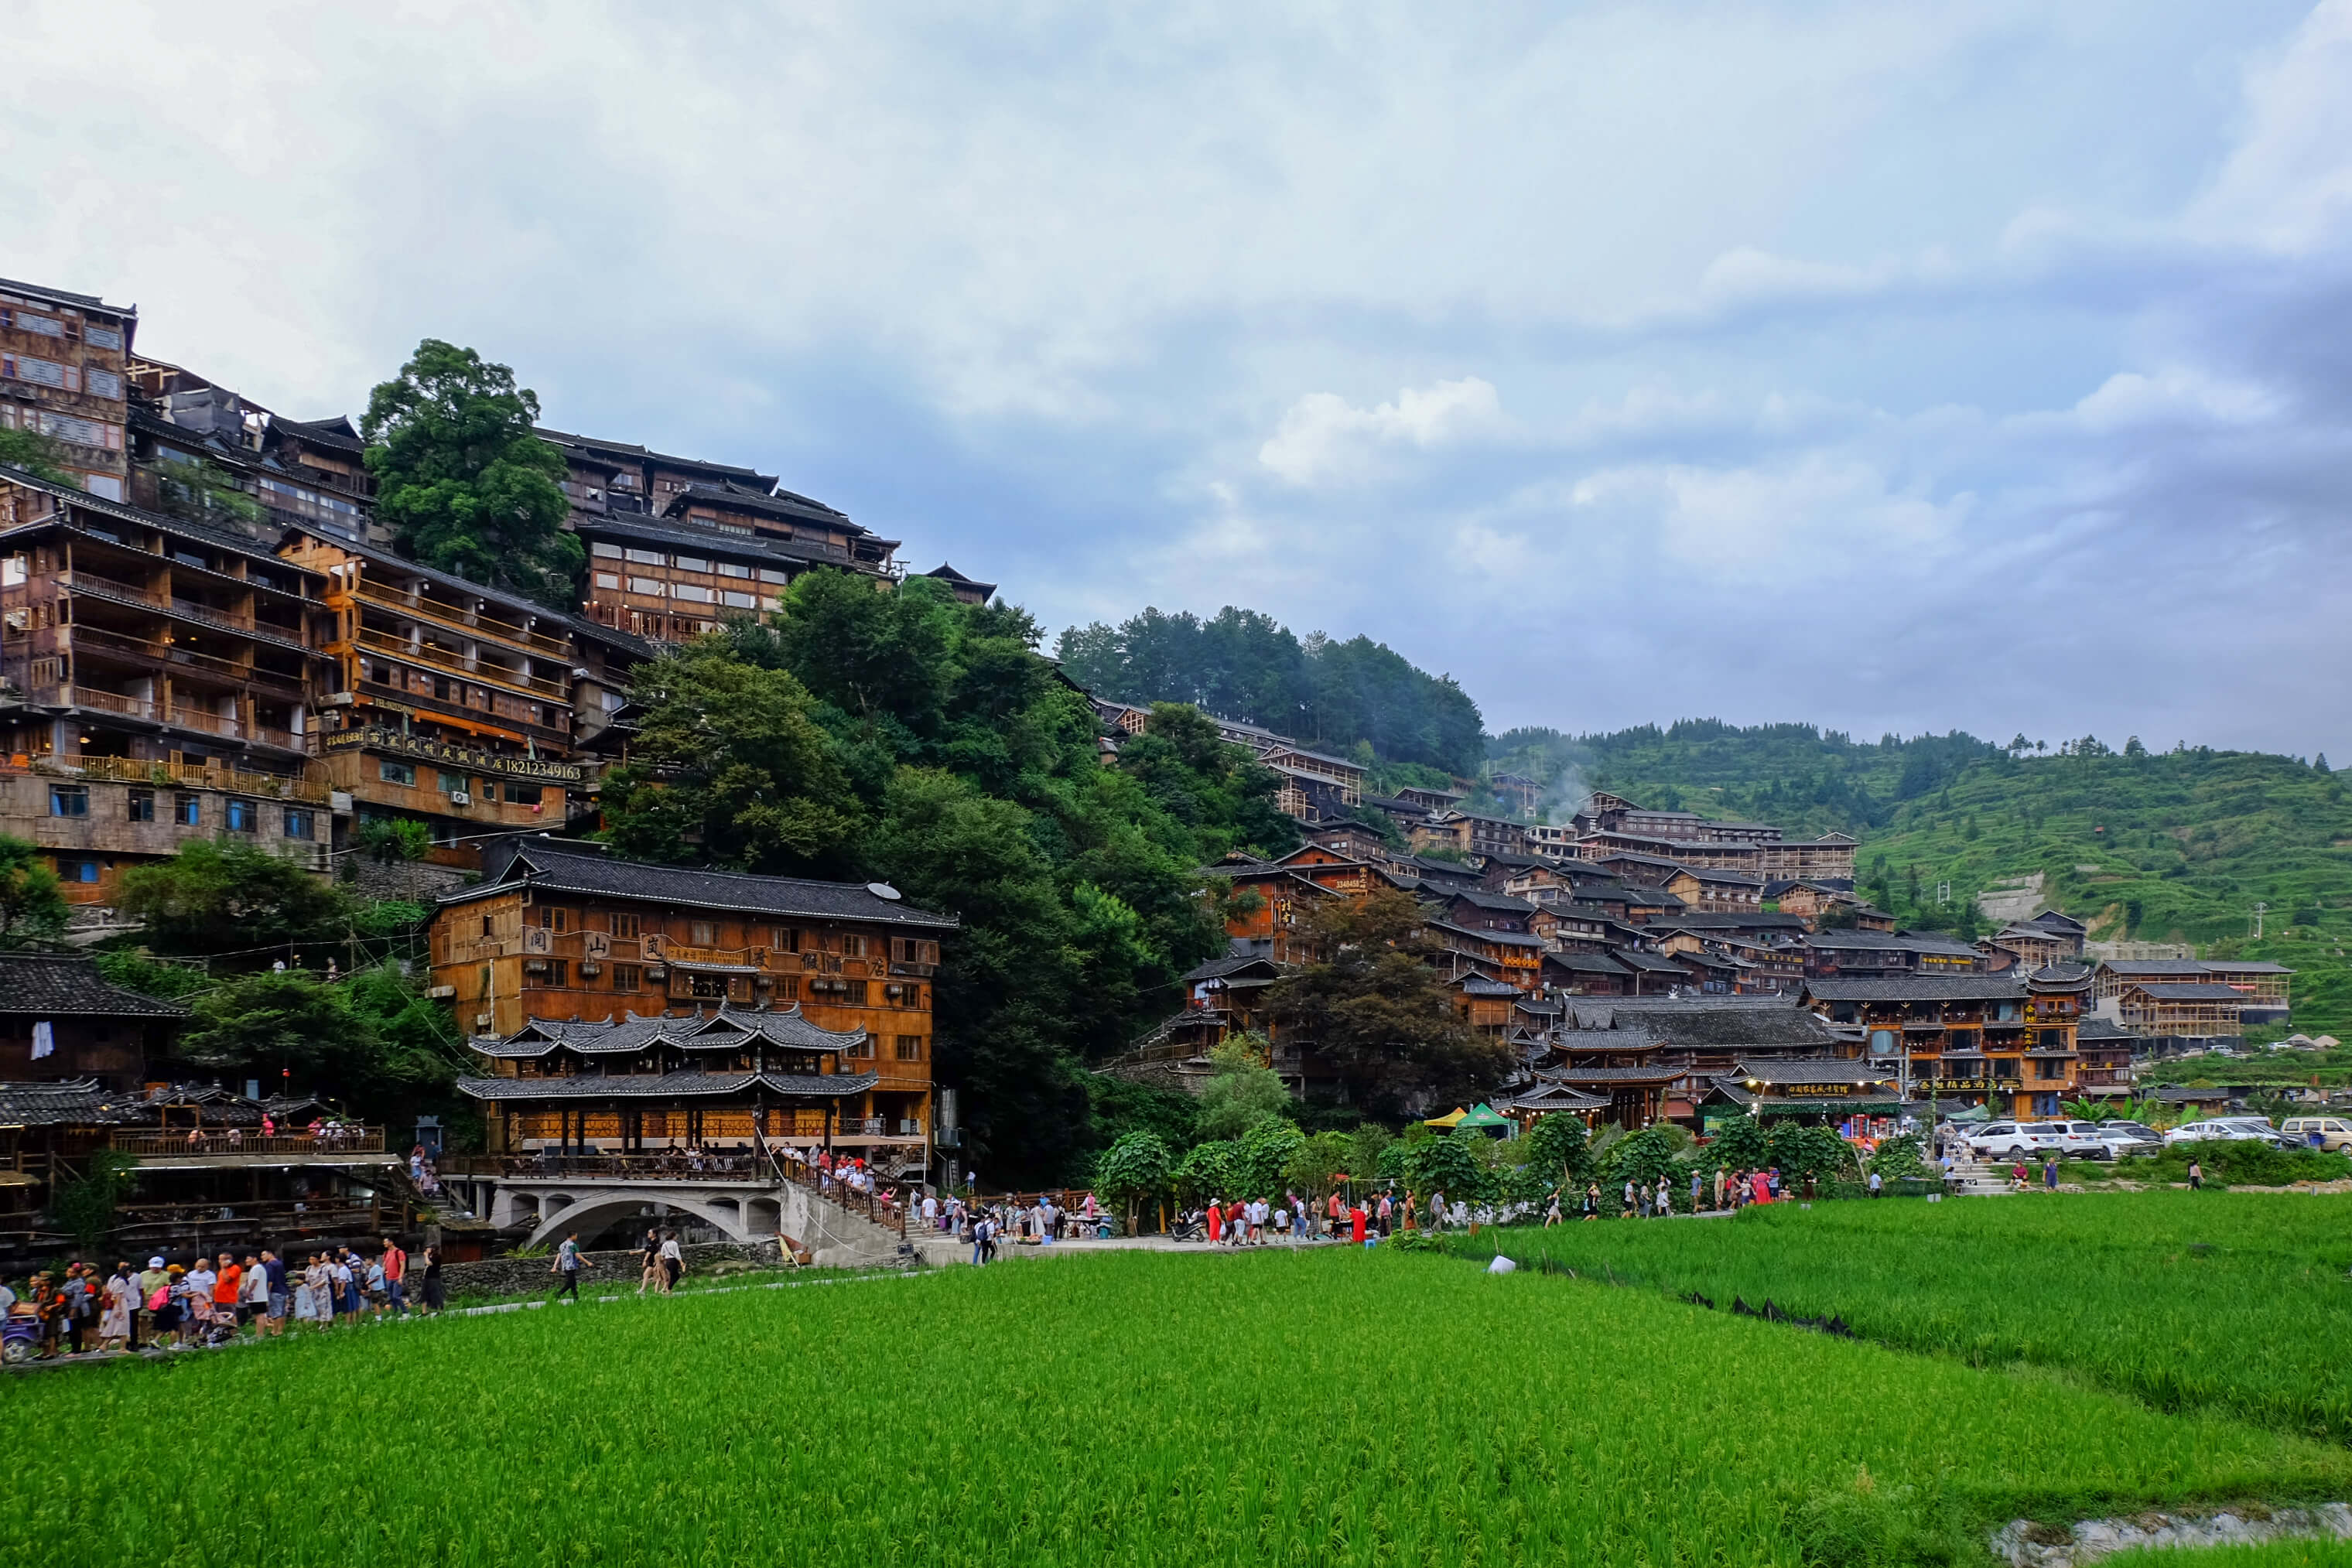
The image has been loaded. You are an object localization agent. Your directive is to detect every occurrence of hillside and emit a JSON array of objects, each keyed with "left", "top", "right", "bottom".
[{"left": 1054, "top": 607, "right": 1484, "bottom": 774}]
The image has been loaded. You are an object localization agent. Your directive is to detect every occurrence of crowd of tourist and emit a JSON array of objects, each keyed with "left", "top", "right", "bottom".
[{"left": 1, "top": 1237, "right": 446, "bottom": 1362}]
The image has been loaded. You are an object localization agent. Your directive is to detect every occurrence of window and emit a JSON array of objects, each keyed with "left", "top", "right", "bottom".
[
  {"left": 379, "top": 760, "right": 416, "bottom": 787},
  {"left": 689, "top": 921, "right": 716, "bottom": 946},
  {"left": 627, "top": 577, "right": 663, "bottom": 596},
  {"left": 721, "top": 591, "right": 757, "bottom": 609},
  {"left": 224, "top": 798, "right": 258, "bottom": 832},
  {"left": 85, "top": 367, "right": 123, "bottom": 399},
  {"left": 63, "top": 859, "right": 100, "bottom": 883},
  {"left": 85, "top": 323, "right": 124, "bottom": 350},
  {"left": 48, "top": 784, "right": 88, "bottom": 817},
  {"left": 284, "top": 808, "right": 316, "bottom": 840},
  {"left": 538, "top": 959, "right": 569, "bottom": 987},
  {"left": 611, "top": 965, "right": 641, "bottom": 991},
  {"left": 770, "top": 925, "right": 799, "bottom": 952},
  {"left": 480, "top": 915, "right": 494, "bottom": 938},
  {"left": 758, "top": 568, "right": 791, "bottom": 584},
  {"left": 718, "top": 561, "right": 751, "bottom": 579},
  {"left": 173, "top": 794, "right": 200, "bottom": 826},
  {"left": 504, "top": 783, "right": 542, "bottom": 806},
  {"left": 844, "top": 1036, "right": 874, "bottom": 1058},
  {"left": 843, "top": 979, "right": 868, "bottom": 1006},
  {"left": 623, "top": 548, "right": 665, "bottom": 565},
  {"left": 842, "top": 934, "right": 868, "bottom": 958},
  {"left": 126, "top": 788, "right": 154, "bottom": 822},
  {"left": 590, "top": 542, "right": 623, "bottom": 559},
  {"left": 540, "top": 906, "right": 570, "bottom": 933},
  {"left": 593, "top": 572, "right": 620, "bottom": 590},
  {"left": 774, "top": 976, "right": 799, "bottom": 1002},
  {"left": 675, "top": 557, "right": 710, "bottom": 573},
  {"left": 8, "top": 309, "right": 62, "bottom": 336},
  {"left": 610, "top": 911, "right": 641, "bottom": 939},
  {"left": 717, "top": 522, "right": 753, "bottom": 536},
  {"left": 895, "top": 1036, "right": 923, "bottom": 1061},
  {"left": 671, "top": 583, "right": 713, "bottom": 603},
  {"left": 689, "top": 974, "right": 729, "bottom": 999}
]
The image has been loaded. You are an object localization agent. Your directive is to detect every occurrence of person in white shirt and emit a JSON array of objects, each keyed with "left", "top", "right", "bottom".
[{"left": 659, "top": 1232, "right": 683, "bottom": 1293}]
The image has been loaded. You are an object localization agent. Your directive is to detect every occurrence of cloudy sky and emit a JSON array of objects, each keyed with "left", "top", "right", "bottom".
[{"left": 11, "top": 2, "right": 2352, "bottom": 756}]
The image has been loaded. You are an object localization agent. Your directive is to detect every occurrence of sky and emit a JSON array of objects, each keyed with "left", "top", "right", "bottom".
[{"left": 9, "top": 2, "right": 2352, "bottom": 758}]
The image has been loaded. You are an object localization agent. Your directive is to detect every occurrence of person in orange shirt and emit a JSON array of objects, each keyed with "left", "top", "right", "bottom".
[
  {"left": 1349, "top": 1202, "right": 1368, "bottom": 1245},
  {"left": 213, "top": 1253, "right": 242, "bottom": 1324}
]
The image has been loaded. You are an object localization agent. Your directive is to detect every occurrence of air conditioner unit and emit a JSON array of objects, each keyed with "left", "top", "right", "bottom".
[
  {"left": 473, "top": 1013, "right": 492, "bottom": 1030},
  {"left": 449, "top": 791, "right": 471, "bottom": 806}
]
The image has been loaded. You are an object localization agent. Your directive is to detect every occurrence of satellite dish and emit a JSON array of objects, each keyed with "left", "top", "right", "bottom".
[{"left": 867, "top": 882, "right": 902, "bottom": 901}]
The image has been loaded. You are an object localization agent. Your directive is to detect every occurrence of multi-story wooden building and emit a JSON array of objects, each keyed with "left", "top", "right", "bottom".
[
  {"left": 1803, "top": 965, "right": 2084, "bottom": 1119},
  {"left": 282, "top": 535, "right": 642, "bottom": 845},
  {"left": 127, "top": 360, "right": 376, "bottom": 544},
  {"left": 1262, "top": 743, "right": 1365, "bottom": 822},
  {"left": 1, "top": 278, "right": 135, "bottom": 502},
  {"left": 428, "top": 837, "right": 956, "bottom": 1150},
  {"left": 0, "top": 468, "right": 340, "bottom": 899},
  {"left": 2093, "top": 959, "right": 2292, "bottom": 1027}
]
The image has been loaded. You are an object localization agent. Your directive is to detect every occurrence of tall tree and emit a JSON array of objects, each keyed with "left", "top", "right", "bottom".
[
  {"left": 599, "top": 641, "right": 865, "bottom": 876},
  {"left": 0, "top": 426, "right": 77, "bottom": 486},
  {"left": 361, "top": 340, "right": 582, "bottom": 609},
  {"left": 1267, "top": 888, "right": 1512, "bottom": 1116},
  {"left": 0, "top": 834, "right": 70, "bottom": 948},
  {"left": 115, "top": 840, "right": 353, "bottom": 955}
]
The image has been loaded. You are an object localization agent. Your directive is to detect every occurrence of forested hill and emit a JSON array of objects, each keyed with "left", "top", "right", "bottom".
[{"left": 1053, "top": 607, "right": 1485, "bottom": 774}]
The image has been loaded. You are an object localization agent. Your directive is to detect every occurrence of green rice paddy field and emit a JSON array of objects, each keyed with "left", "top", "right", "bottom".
[
  {"left": 1447, "top": 1191, "right": 2352, "bottom": 1442},
  {"left": 9, "top": 1194, "right": 2352, "bottom": 1568}
]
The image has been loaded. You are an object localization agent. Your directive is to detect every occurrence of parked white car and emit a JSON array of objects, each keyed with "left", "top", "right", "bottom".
[
  {"left": 2032, "top": 1120, "right": 2118, "bottom": 1159},
  {"left": 2097, "top": 1121, "right": 2166, "bottom": 1157},
  {"left": 2165, "top": 1118, "right": 2291, "bottom": 1149},
  {"left": 1965, "top": 1122, "right": 2060, "bottom": 1160}
]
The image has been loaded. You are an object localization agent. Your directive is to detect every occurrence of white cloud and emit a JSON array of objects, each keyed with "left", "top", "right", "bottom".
[
  {"left": 1257, "top": 377, "right": 1505, "bottom": 486},
  {"left": 2190, "top": 0, "right": 2352, "bottom": 251},
  {"left": 2067, "top": 367, "right": 2284, "bottom": 432}
]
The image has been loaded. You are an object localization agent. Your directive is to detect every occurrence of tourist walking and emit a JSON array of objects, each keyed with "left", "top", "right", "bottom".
[
  {"left": 261, "top": 1250, "right": 289, "bottom": 1337},
  {"left": 1867, "top": 1169, "right": 1883, "bottom": 1198},
  {"left": 382, "top": 1237, "right": 409, "bottom": 1317},
  {"left": 637, "top": 1228, "right": 662, "bottom": 1296},
  {"left": 551, "top": 1232, "right": 587, "bottom": 1303},
  {"left": 660, "top": 1231, "right": 683, "bottom": 1291},
  {"left": 1544, "top": 1189, "right": 1562, "bottom": 1227},
  {"left": 420, "top": 1247, "right": 446, "bottom": 1313},
  {"left": 100, "top": 1262, "right": 133, "bottom": 1353},
  {"left": 2187, "top": 1158, "right": 2204, "bottom": 1191}
]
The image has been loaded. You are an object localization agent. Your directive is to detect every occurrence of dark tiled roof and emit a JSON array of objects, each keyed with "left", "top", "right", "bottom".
[
  {"left": 1448, "top": 889, "right": 1538, "bottom": 914},
  {"left": 0, "top": 277, "right": 131, "bottom": 314},
  {"left": 0, "top": 1078, "right": 148, "bottom": 1126},
  {"left": 576, "top": 511, "right": 852, "bottom": 572},
  {"left": 2075, "top": 1018, "right": 2135, "bottom": 1040},
  {"left": 1182, "top": 955, "right": 1284, "bottom": 984},
  {"left": 919, "top": 562, "right": 996, "bottom": 596},
  {"left": 1456, "top": 975, "right": 1521, "bottom": 997},
  {"left": 1533, "top": 1064, "right": 1684, "bottom": 1084},
  {"left": 1728, "top": 1058, "right": 1888, "bottom": 1085},
  {"left": 666, "top": 482, "right": 863, "bottom": 533},
  {"left": 1805, "top": 930, "right": 1980, "bottom": 956},
  {"left": 274, "top": 415, "right": 364, "bottom": 453},
  {"left": 0, "top": 461, "right": 326, "bottom": 574},
  {"left": 455, "top": 1069, "right": 877, "bottom": 1102},
  {"left": 480, "top": 1004, "right": 868, "bottom": 1057},
  {"left": 1545, "top": 951, "right": 1630, "bottom": 974},
  {"left": 1805, "top": 976, "right": 2025, "bottom": 1003},
  {"left": 2121, "top": 983, "right": 2251, "bottom": 1002},
  {"left": 456, "top": 838, "right": 957, "bottom": 930},
  {"left": 1613, "top": 950, "right": 1687, "bottom": 973},
  {"left": 1598, "top": 996, "right": 1842, "bottom": 1047},
  {"left": 0, "top": 954, "right": 189, "bottom": 1016},
  {"left": 1423, "top": 919, "right": 1547, "bottom": 949}
]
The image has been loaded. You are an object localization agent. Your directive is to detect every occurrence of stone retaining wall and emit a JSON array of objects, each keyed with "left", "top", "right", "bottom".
[{"left": 440, "top": 1239, "right": 781, "bottom": 1300}]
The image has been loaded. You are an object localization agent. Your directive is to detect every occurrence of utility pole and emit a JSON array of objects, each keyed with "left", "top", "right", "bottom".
[{"left": 2253, "top": 902, "right": 2267, "bottom": 940}]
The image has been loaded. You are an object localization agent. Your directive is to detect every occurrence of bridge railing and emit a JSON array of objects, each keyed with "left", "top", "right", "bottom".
[{"left": 483, "top": 1153, "right": 770, "bottom": 1182}]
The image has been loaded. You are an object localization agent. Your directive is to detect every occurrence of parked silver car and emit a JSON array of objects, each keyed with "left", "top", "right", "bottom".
[
  {"left": 2096, "top": 1120, "right": 2165, "bottom": 1157},
  {"left": 2164, "top": 1117, "right": 2294, "bottom": 1150}
]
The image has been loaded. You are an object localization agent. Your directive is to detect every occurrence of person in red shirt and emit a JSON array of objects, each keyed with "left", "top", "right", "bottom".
[
  {"left": 381, "top": 1236, "right": 409, "bottom": 1317},
  {"left": 1349, "top": 1203, "right": 1368, "bottom": 1245},
  {"left": 1205, "top": 1199, "right": 1222, "bottom": 1243}
]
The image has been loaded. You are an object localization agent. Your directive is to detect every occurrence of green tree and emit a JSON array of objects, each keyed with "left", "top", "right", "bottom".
[
  {"left": 361, "top": 339, "right": 581, "bottom": 609},
  {"left": 1236, "top": 1112, "right": 1304, "bottom": 1197},
  {"left": 1282, "top": 1129, "right": 1357, "bottom": 1203},
  {"left": 0, "top": 425, "right": 76, "bottom": 484},
  {"left": 115, "top": 839, "right": 352, "bottom": 955},
  {"left": 1707, "top": 1113, "right": 1769, "bottom": 1173},
  {"left": 357, "top": 818, "right": 432, "bottom": 865},
  {"left": 0, "top": 833, "right": 70, "bottom": 948},
  {"left": 150, "top": 459, "right": 262, "bottom": 527},
  {"left": 1172, "top": 1139, "right": 1240, "bottom": 1204},
  {"left": 1266, "top": 888, "right": 1512, "bottom": 1115},
  {"left": 600, "top": 641, "right": 866, "bottom": 877},
  {"left": 48, "top": 1149, "right": 138, "bottom": 1257},
  {"left": 1523, "top": 1112, "right": 1591, "bottom": 1187},
  {"left": 1407, "top": 1129, "right": 1486, "bottom": 1204},
  {"left": 177, "top": 969, "right": 456, "bottom": 1111},
  {"left": 1195, "top": 1036, "right": 1293, "bottom": 1141},
  {"left": 1092, "top": 1130, "right": 1173, "bottom": 1231}
]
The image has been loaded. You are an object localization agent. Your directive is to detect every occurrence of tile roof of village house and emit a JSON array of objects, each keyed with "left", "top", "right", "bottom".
[
  {"left": 1804, "top": 975, "right": 2023, "bottom": 1003},
  {"left": 1444, "top": 889, "right": 1540, "bottom": 914},
  {"left": 1728, "top": 1057, "right": 1885, "bottom": 1085},
  {"left": 535, "top": 428, "right": 781, "bottom": 490},
  {"left": 450, "top": 837, "right": 958, "bottom": 929},
  {"left": 0, "top": 954, "right": 190, "bottom": 1016},
  {"left": 456, "top": 1068, "right": 878, "bottom": 1102},
  {"left": 1422, "top": 919, "right": 1548, "bottom": 950},
  {"left": 2100, "top": 959, "right": 2292, "bottom": 976},
  {"left": 2118, "top": 982, "right": 2251, "bottom": 1002},
  {"left": 0, "top": 462, "right": 330, "bottom": 576},
  {"left": 473, "top": 1004, "right": 869, "bottom": 1058},
  {"left": 664, "top": 480, "right": 873, "bottom": 535}
]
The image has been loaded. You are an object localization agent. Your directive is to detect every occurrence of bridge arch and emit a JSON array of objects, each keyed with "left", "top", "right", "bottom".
[{"left": 520, "top": 1187, "right": 766, "bottom": 1249}]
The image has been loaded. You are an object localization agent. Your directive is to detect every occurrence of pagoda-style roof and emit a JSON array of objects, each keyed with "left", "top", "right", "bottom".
[
  {"left": 455, "top": 1069, "right": 877, "bottom": 1103},
  {"left": 471, "top": 1003, "right": 868, "bottom": 1060}
]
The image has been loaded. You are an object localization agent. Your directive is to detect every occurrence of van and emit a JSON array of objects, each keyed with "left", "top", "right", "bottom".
[{"left": 2278, "top": 1117, "right": 2352, "bottom": 1152}]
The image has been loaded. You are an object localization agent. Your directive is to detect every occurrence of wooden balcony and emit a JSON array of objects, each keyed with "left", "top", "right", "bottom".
[
  {"left": 355, "top": 625, "right": 567, "bottom": 699},
  {"left": 67, "top": 752, "right": 333, "bottom": 802},
  {"left": 110, "top": 1126, "right": 386, "bottom": 1157},
  {"left": 354, "top": 579, "right": 574, "bottom": 657}
]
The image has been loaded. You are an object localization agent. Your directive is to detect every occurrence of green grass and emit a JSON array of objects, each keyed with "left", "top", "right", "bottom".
[
  {"left": 1448, "top": 1191, "right": 2352, "bottom": 1442},
  {"left": 9, "top": 1245, "right": 2352, "bottom": 1566},
  {"left": 2102, "top": 1542, "right": 2352, "bottom": 1568}
]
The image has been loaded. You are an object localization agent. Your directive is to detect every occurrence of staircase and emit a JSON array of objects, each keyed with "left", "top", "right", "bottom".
[{"left": 1940, "top": 1156, "right": 2018, "bottom": 1196}]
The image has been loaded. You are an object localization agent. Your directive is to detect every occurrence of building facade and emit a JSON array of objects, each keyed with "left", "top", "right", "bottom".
[{"left": 1, "top": 278, "right": 135, "bottom": 501}]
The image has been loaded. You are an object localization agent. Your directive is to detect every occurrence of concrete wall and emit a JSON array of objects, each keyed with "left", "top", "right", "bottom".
[{"left": 439, "top": 1238, "right": 782, "bottom": 1299}]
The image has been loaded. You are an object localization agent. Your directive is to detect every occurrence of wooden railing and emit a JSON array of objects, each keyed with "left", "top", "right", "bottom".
[
  {"left": 111, "top": 1127, "right": 386, "bottom": 1156},
  {"left": 354, "top": 626, "right": 567, "bottom": 698},
  {"left": 354, "top": 579, "right": 575, "bottom": 657},
  {"left": 67, "top": 753, "right": 333, "bottom": 801},
  {"left": 488, "top": 1152, "right": 768, "bottom": 1181}
]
